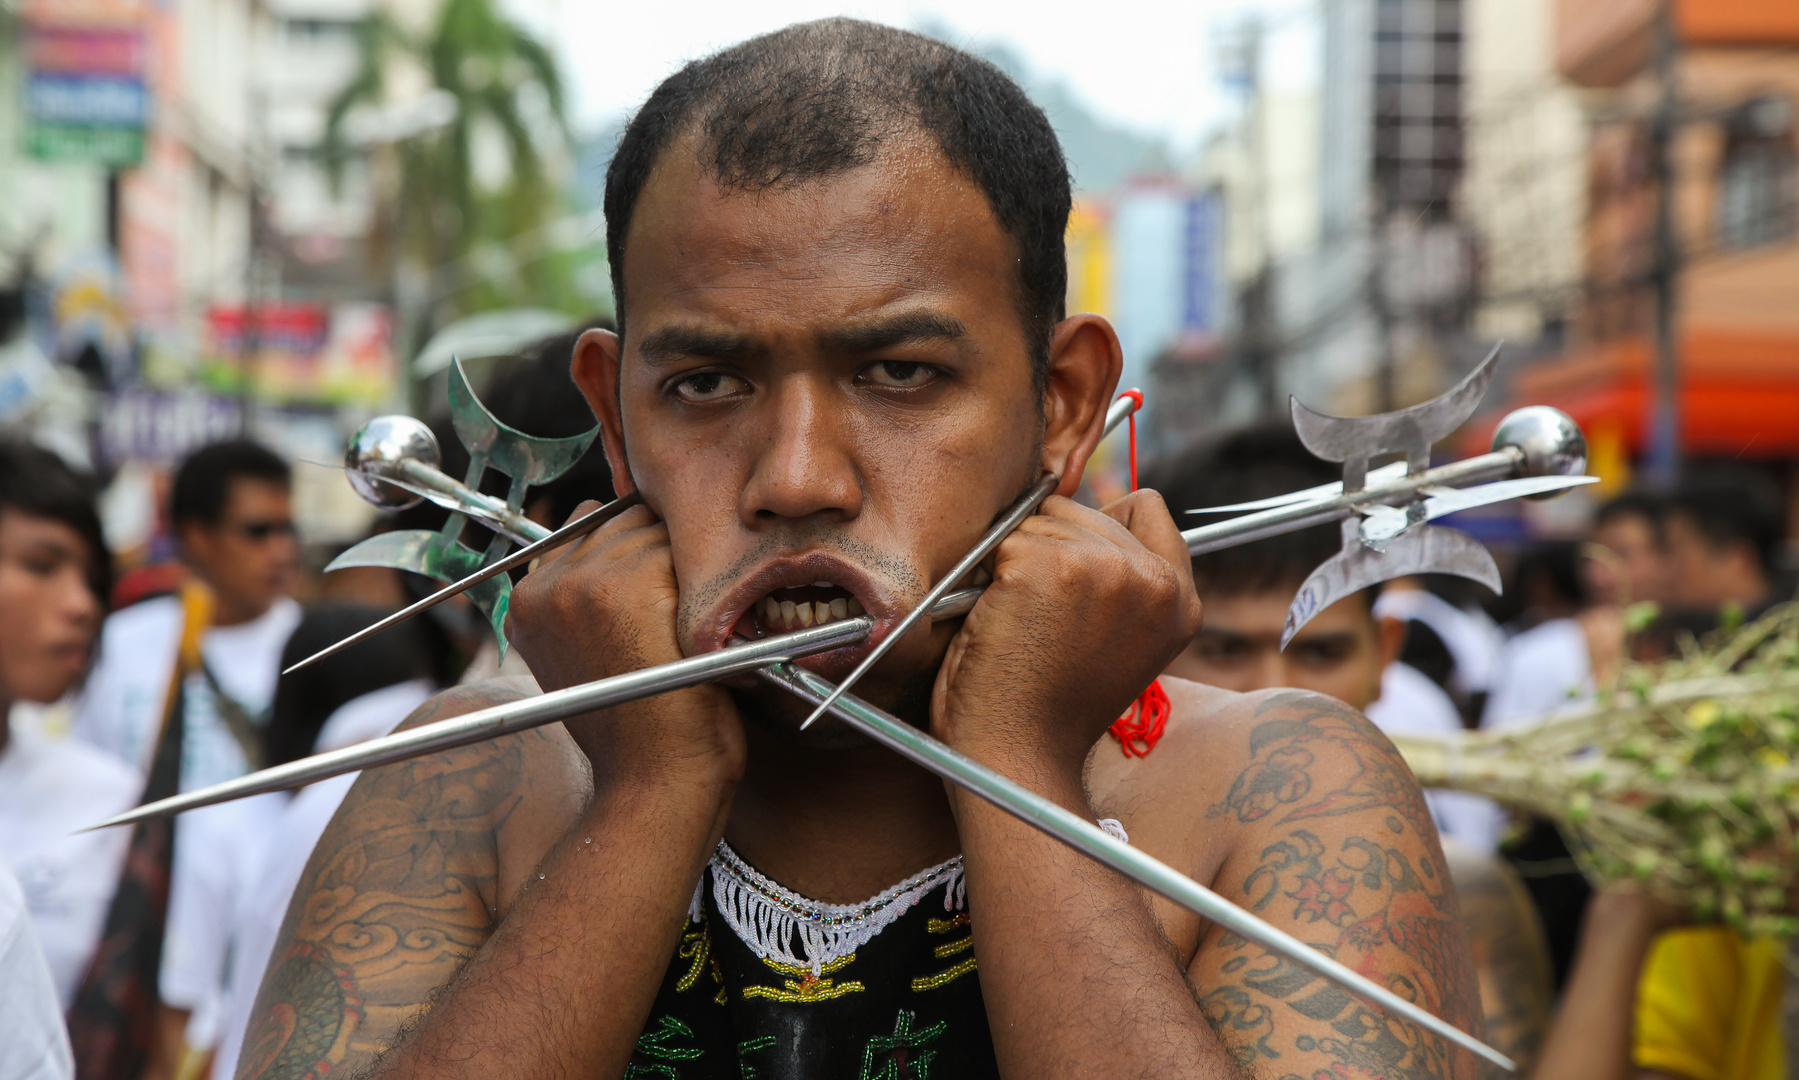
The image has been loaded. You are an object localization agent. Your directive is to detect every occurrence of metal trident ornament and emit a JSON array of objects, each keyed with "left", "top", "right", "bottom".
[
  {"left": 326, "top": 357, "right": 600, "bottom": 654},
  {"left": 1184, "top": 347, "right": 1595, "bottom": 647}
]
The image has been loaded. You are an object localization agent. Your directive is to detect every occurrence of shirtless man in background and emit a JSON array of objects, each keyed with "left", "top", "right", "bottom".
[{"left": 236, "top": 20, "right": 1481, "bottom": 1080}]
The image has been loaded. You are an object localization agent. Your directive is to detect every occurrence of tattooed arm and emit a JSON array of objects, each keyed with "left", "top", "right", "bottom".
[
  {"left": 1187, "top": 691, "right": 1485, "bottom": 1080},
  {"left": 234, "top": 679, "right": 590, "bottom": 1080},
  {"left": 1441, "top": 843, "right": 1553, "bottom": 1076}
]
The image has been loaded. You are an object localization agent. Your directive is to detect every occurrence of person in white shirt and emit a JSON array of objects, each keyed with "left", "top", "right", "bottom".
[
  {"left": 207, "top": 677, "right": 435, "bottom": 1080},
  {"left": 74, "top": 440, "right": 301, "bottom": 790},
  {"left": 0, "top": 441, "right": 140, "bottom": 1017},
  {"left": 166, "top": 605, "right": 443, "bottom": 1080},
  {"left": 0, "top": 859, "right": 75, "bottom": 1080},
  {"left": 71, "top": 440, "right": 301, "bottom": 1079}
]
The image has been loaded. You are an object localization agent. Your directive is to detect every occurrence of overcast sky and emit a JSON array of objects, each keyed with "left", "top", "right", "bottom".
[{"left": 506, "top": 0, "right": 1318, "bottom": 153}]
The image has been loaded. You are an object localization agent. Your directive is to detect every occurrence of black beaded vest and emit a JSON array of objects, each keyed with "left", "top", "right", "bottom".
[{"left": 625, "top": 842, "right": 999, "bottom": 1079}]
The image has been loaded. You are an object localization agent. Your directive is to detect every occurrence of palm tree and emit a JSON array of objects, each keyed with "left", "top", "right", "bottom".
[{"left": 323, "top": 0, "right": 578, "bottom": 324}]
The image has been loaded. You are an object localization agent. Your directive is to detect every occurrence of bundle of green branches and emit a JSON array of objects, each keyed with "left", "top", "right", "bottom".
[{"left": 1390, "top": 601, "right": 1799, "bottom": 937}]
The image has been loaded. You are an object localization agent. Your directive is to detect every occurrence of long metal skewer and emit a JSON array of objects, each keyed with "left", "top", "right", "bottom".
[
  {"left": 797, "top": 473, "right": 1058, "bottom": 730},
  {"left": 92, "top": 628, "right": 1514, "bottom": 1070},
  {"left": 92, "top": 420, "right": 1579, "bottom": 827},
  {"left": 283, "top": 493, "right": 643, "bottom": 675},
  {"left": 762, "top": 661, "right": 1514, "bottom": 1071}
]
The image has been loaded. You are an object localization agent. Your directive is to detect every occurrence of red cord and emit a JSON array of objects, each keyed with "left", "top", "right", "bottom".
[
  {"left": 1118, "top": 388, "right": 1144, "bottom": 491},
  {"left": 1110, "top": 677, "right": 1169, "bottom": 758},
  {"left": 1109, "top": 388, "right": 1162, "bottom": 756}
]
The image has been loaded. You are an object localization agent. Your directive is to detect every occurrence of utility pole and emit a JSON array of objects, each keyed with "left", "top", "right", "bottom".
[
  {"left": 1646, "top": 0, "right": 1682, "bottom": 488},
  {"left": 1228, "top": 14, "right": 1279, "bottom": 415}
]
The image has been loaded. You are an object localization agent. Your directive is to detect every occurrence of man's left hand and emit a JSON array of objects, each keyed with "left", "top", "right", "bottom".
[{"left": 931, "top": 488, "right": 1200, "bottom": 783}]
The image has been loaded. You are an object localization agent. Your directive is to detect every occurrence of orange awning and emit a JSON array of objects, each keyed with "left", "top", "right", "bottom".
[{"left": 1461, "top": 330, "right": 1799, "bottom": 460}]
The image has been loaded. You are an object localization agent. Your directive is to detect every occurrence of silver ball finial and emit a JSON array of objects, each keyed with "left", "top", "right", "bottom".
[
  {"left": 1491, "top": 406, "right": 1586, "bottom": 483},
  {"left": 345, "top": 415, "right": 441, "bottom": 511}
]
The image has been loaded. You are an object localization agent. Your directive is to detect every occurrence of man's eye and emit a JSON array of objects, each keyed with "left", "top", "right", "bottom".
[
  {"left": 1293, "top": 641, "right": 1352, "bottom": 665},
  {"left": 1194, "top": 638, "right": 1250, "bottom": 663},
  {"left": 672, "top": 371, "right": 747, "bottom": 402},
  {"left": 861, "top": 361, "right": 935, "bottom": 388}
]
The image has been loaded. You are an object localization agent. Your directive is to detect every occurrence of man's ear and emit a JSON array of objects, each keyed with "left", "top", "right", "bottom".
[
  {"left": 571, "top": 328, "right": 636, "bottom": 498},
  {"left": 1038, "top": 314, "right": 1123, "bottom": 498},
  {"left": 1376, "top": 614, "right": 1408, "bottom": 671},
  {"left": 175, "top": 520, "right": 210, "bottom": 568}
]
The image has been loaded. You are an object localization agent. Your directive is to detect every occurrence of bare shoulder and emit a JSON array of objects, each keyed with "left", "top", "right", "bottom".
[
  {"left": 1090, "top": 678, "right": 1428, "bottom": 837},
  {"left": 234, "top": 678, "right": 591, "bottom": 1080},
  {"left": 1087, "top": 679, "right": 1482, "bottom": 1079}
]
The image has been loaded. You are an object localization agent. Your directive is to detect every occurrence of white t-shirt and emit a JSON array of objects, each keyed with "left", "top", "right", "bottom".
[
  {"left": 1482, "top": 617, "right": 1594, "bottom": 732},
  {"left": 158, "top": 792, "right": 287, "bottom": 1039},
  {"left": 0, "top": 860, "right": 75, "bottom": 1080},
  {"left": 204, "top": 679, "right": 435, "bottom": 1074},
  {"left": 73, "top": 594, "right": 301, "bottom": 793},
  {"left": 0, "top": 723, "right": 140, "bottom": 1007},
  {"left": 1371, "top": 588, "right": 1506, "bottom": 697},
  {"left": 1366, "top": 662, "right": 1505, "bottom": 853}
]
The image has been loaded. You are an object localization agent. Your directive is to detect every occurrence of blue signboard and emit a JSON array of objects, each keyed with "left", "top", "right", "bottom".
[{"left": 27, "top": 74, "right": 148, "bottom": 126}]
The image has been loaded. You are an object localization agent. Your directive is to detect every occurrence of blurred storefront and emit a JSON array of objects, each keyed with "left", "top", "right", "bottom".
[{"left": 1464, "top": 0, "right": 1799, "bottom": 503}]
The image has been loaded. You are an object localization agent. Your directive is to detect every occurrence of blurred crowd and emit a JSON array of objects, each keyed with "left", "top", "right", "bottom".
[
  {"left": 1148, "top": 423, "right": 1796, "bottom": 1080},
  {"left": 0, "top": 327, "right": 615, "bottom": 1080},
  {"left": 0, "top": 335, "right": 1794, "bottom": 1079}
]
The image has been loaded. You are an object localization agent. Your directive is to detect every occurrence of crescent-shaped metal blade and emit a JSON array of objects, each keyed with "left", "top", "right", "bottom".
[
  {"left": 1290, "top": 344, "right": 1501, "bottom": 485},
  {"left": 1282, "top": 519, "right": 1501, "bottom": 648}
]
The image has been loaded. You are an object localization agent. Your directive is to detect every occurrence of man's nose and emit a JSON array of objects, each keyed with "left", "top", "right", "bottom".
[
  {"left": 1254, "top": 651, "right": 1289, "bottom": 693},
  {"left": 59, "top": 568, "right": 101, "bottom": 630},
  {"left": 739, "top": 377, "right": 862, "bottom": 525}
]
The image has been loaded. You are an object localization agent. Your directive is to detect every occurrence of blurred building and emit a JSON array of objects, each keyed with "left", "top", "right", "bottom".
[
  {"left": 1190, "top": 0, "right": 1599, "bottom": 448},
  {"left": 1465, "top": 0, "right": 1799, "bottom": 496},
  {"left": 0, "top": 0, "right": 438, "bottom": 557}
]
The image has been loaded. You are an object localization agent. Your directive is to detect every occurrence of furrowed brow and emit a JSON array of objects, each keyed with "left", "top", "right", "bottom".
[
  {"left": 821, "top": 312, "right": 969, "bottom": 354},
  {"left": 635, "top": 325, "right": 759, "bottom": 366}
]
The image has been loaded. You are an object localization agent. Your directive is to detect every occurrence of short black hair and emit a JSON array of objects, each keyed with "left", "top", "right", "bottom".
[
  {"left": 1595, "top": 489, "right": 1667, "bottom": 541},
  {"left": 1141, "top": 422, "right": 1350, "bottom": 602},
  {"left": 0, "top": 440, "right": 111, "bottom": 606},
  {"left": 604, "top": 18, "right": 1070, "bottom": 384},
  {"left": 266, "top": 604, "right": 434, "bottom": 768},
  {"left": 170, "top": 439, "right": 291, "bottom": 528},
  {"left": 1669, "top": 471, "right": 1784, "bottom": 573},
  {"left": 476, "top": 325, "right": 617, "bottom": 526}
]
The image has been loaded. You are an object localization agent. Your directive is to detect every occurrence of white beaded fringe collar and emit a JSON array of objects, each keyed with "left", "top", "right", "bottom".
[{"left": 693, "top": 820, "right": 1129, "bottom": 978}]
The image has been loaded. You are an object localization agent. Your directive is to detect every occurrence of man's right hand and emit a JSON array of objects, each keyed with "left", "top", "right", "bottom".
[{"left": 508, "top": 500, "right": 747, "bottom": 793}]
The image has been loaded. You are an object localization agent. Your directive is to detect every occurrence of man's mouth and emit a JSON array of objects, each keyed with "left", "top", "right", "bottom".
[{"left": 750, "top": 582, "right": 867, "bottom": 634}]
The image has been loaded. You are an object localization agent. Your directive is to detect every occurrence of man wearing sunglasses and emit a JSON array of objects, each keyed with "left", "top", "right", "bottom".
[
  {"left": 77, "top": 439, "right": 300, "bottom": 785},
  {"left": 74, "top": 440, "right": 301, "bottom": 1076}
]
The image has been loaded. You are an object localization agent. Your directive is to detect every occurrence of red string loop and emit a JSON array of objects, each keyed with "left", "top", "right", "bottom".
[
  {"left": 1104, "top": 388, "right": 1164, "bottom": 757},
  {"left": 1109, "top": 677, "right": 1169, "bottom": 758},
  {"left": 1118, "top": 388, "right": 1144, "bottom": 491}
]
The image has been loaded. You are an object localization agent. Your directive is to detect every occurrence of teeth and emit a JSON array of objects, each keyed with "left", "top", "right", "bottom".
[
  {"left": 830, "top": 598, "right": 847, "bottom": 620},
  {"left": 847, "top": 597, "right": 864, "bottom": 616},
  {"left": 765, "top": 598, "right": 779, "bottom": 626},
  {"left": 797, "top": 601, "right": 814, "bottom": 627},
  {"left": 780, "top": 600, "right": 797, "bottom": 629},
  {"left": 811, "top": 580, "right": 832, "bottom": 587}
]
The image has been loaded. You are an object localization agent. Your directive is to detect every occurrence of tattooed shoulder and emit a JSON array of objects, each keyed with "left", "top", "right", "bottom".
[
  {"left": 234, "top": 678, "right": 564, "bottom": 1080},
  {"left": 1186, "top": 689, "right": 1485, "bottom": 1080},
  {"left": 1207, "top": 690, "right": 1436, "bottom": 838}
]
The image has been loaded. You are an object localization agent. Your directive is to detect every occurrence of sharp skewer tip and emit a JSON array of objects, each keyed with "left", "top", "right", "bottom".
[{"left": 282, "top": 493, "right": 640, "bottom": 675}]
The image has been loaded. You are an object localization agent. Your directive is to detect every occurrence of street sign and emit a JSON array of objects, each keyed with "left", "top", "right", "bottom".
[{"left": 23, "top": 20, "right": 147, "bottom": 167}]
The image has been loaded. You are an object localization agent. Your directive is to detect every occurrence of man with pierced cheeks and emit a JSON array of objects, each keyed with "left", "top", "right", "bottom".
[{"left": 235, "top": 20, "right": 1481, "bottom": 1080}]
